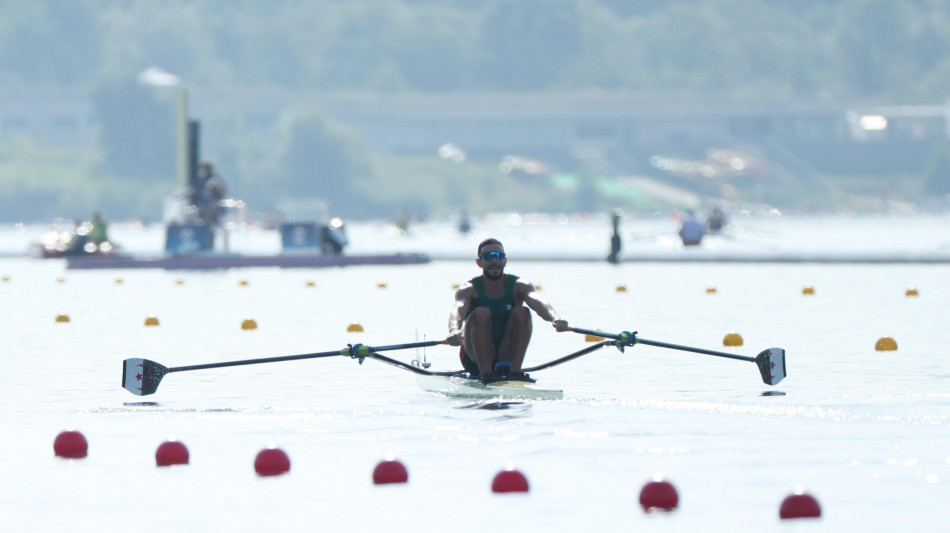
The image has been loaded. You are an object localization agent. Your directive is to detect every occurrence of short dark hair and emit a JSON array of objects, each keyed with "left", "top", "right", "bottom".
[{"left": 477, "top": 238, "right": 503, "bottom": 257}]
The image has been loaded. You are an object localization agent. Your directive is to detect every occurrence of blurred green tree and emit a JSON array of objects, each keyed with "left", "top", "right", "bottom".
[
  {"left": 923, "top": 144, "right": 950, "bottom": 195},
  {"left": 282, "top": 114, "right": 377, "bottom": 214},
  {"left": 837, "top": 0, "right": 915, "bottom": 98},
  {"left": 477, "top": 0, "right": 583, "bottom": 90},
  {"left": 0, "top": 0, "right": 100, "bottom": 86},
  {"left": 91, "top": 80, "right": 176, "bottom": 182}
]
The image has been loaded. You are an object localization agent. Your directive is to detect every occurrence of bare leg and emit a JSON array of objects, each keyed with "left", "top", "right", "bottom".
[
  {"left": 462, "top": 307, "right": 496, "bottom": 376},
  {"left": 496, "top": 307, "right": 532, "bottom": 372}
]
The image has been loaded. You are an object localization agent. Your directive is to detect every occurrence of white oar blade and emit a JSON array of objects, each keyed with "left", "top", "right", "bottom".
[
  {"left": 754, "top": 348, "right": 786, "bottom": 385},
  {"left": 122, "top": 358, "right": 168, "bottom": 396}
]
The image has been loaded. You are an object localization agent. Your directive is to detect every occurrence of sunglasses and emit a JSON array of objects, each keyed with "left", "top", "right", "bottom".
[{"left": 479, "top": 251, "right": 506, "bottom": 261}]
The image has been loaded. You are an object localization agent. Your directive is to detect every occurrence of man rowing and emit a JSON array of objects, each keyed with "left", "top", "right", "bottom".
[
  {"left": 446, "top": 238, "right": 570, "bottom": 381},
  {"left": 678, "top": 210, "right": 705, "bottom": 246}
]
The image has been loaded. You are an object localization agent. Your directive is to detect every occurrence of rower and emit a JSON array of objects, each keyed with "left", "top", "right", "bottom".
[
  {"left": 89, "top": 212, "right": 110, "bottom": 245},
  {"left": 678, "top": 210, "right": 705, "bottom": 246},
  {"left": 446, "top": 238, "right": 570, "bottom": 382},
  {"left": 706, "top": 204, "right": 727, "bottom": 234}
]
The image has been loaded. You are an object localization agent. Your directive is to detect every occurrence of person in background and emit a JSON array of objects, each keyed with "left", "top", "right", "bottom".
[
  {"left": 679, "top": 210, "right": 705, "bottom": 246},
  {"left": 395, "top": 209, "right": 411, "bottom": 235},
  {"left": 446, "top": 238, "right": 570, "bottom": 382},
  {"left": 706, "top": 205, "right": 727, "bottom": 234},
  {"left": 89, "top": 212, "right": 109, "bottom": 244},
  {"left": 607, "top": 208, "right": 622, "bottom": 264},
  {"left": 193, "top": 162, "right": 228, "bottom": 224},
  {"left": 458, "top": 209, "right": 472, "bottom": 235},
  {"left": 65, "top": 219, "right": 88, "bottom": 255},
  {"left": 320, "top": 218, "right": 348, "bottom": 255}
]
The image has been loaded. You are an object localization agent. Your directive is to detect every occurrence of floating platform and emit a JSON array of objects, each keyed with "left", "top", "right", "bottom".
[
  {"left": 446, "top": 249, "right": 950, "bottom": 264},
  {"left": 65, "top": 252, "right": 430, "bottom": 270},
  {"left": 46, "top": 248, "right": 950, "bottom": 267}
]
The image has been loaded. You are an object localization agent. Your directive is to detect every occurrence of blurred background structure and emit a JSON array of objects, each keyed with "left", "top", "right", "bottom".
[{"left": 1, "top": 0, "right": 949, "bottom": 221}]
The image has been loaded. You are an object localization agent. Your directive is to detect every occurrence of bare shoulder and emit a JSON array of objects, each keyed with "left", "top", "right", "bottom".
[
  {"left": 513, "top": 277, "right": 537, "bottom": 296},
  {"left": 454, "top": 280, "right": 476, "bottom": 300}
]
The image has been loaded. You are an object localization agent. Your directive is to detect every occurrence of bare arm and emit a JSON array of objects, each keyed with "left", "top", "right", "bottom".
[
  {"left": 517, "top": 280, "right": 569, "bottom": 332},
  {"left": 446, "top": 284, "right": 475, "bottom": 345}
]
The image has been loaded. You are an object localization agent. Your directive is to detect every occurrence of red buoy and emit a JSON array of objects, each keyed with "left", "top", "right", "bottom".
[
  {"left": 155, "top": 440, "right": 189, "bottom": 466},
  {"left": 254, "top": 447, "right": 290, "bottom": 476},
  {"left": 492, "top": 469, "right": 529, "bottom": 493},
  {"left": 372, "top": 459, "right": 409, "bottom": 484},
  {"left": 639, "top": 480, "right": 679, "bottom": 512},
  {"left": 780, "top": 492, "right": 821, "bottom": 519},
  {"left": 53, "top": 430, "right": 88, "bottom": 459}
]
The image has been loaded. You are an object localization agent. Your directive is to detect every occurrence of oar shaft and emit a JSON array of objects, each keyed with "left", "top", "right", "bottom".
[
  {"left": 636, "top": 337, "right": 754, "bottom": 363},
  {"left": 372, "top": 340, "right": 446, "bottom": 353},
  {"left": 570, "top": 327, "right": 623, "bottom": 340},
  {"left": 169, "top": 350, "right": 343, "bottom": 373},
  {"left": 167, "top": 340, "right": 446, "bottom": 374},
  {"left": 522, "top": 341, "right": 613, "bottom": 372},
  {"left": 570, "top": 327, "right": 755, "bottom": 362},
  {"left": 367, "top": 352, "right": 464, "bottom": 376}
]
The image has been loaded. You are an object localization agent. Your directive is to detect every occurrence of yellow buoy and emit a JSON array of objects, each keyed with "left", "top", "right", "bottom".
[
  {"left": 875, "top": 336, "right": 898, "bottom": 351},
  {"left": 377, "top": 282, "right": 387, "bottom": 289},
  {"left": 534, "top": 285, "right": 542, "bottom": 291},
  {"left": 802, "top": 285, "right": 815, "bottom": 295},
  {"left": 175, "top": 278, "right": 184, "bottom": 286},
  {"left": 347, "top": 322, "right": 365, "bottom": 333},
  {"left": 114, "top": 278, "right": 124, "bottom": 285},
  {"left": 144, "top": 316, "right": 160, "bottom": 327},
  {"left": 55, "top": 314, "right": 70, "bottom": 323},
  {"left": 452, "top": 283, "right": 460, "bottom": 290},
  {"left": 723, "top": 332, "right": 744, "bottom": 347},
  {"left": 706, "top": 286, "right": 717, "bottom": 294},
  {"left": 585, "top": 330, "right": 605, "bottom": 342},
  {"left": 306, "top": 281, "right": 316, "bottom": 287},
  {"left": 56, "top": 277, "right": 65, "bottom": 284},
  {"left": 3, "top": 275, "right": 10, "bottom": 282},
  {"left": 616, "top": 284, "right": 627, "bottom": 293},
  {"left": 905, "top": 287, "right": 919, "bottom": 297},
  {"left": 239, "top": 279, "right": 249, "bottom": 287},
  {"left": 241, "top": 318, "right": 258, "bottom": 330}
]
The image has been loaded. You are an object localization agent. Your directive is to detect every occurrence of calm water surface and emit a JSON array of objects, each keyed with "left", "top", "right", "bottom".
[{"left": 1, "top": 217, "right": 948, "bottom": 532}]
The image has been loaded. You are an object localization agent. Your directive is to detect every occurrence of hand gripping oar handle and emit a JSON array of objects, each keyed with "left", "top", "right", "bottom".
[
  {"left": 122, "top": 340, "right": 447, "bottom": 396},
  {"left": 569, "top": 327, "right": 786, "bottom": 386}
]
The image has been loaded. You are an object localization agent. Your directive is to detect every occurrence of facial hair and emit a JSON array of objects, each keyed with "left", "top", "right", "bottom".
[{"left": 483, "top": 265, "right": 504, "bottom": 281}]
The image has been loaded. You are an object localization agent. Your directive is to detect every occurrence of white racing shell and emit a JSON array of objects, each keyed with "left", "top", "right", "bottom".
[{"left": 415, "top": 374, "right": 563, "bottom": 400}]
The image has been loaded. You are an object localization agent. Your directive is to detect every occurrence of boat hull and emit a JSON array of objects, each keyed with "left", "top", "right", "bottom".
[{"left": 415, "top": 374, "right": 563, "bottom": 400}]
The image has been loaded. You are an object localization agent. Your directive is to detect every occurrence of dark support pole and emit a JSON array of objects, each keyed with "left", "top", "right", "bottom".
[
  {"left": 188, "top": 120, "right": 201, "bottom": 189},
  {"left": 608, "top": 208, "right": 622, "bottom": 264}
]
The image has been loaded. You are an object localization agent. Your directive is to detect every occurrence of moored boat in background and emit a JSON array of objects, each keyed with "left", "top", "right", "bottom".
[
  {"left": 29, "top": 218, "right": 120, "bottom": 259},
  {"left": 66, "top": 251, "right": 429, "bottom": 270}
]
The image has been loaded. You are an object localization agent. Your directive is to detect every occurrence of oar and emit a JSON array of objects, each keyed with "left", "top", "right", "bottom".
[
  {"left": 122, "top": 340, "right": 448, "bottom": 396},
  {"left": 570, "top": 327, "right": 786, "bottom": 386},
  {"left": 522, "top": 341, "right": 615, "bottom": 372}
]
